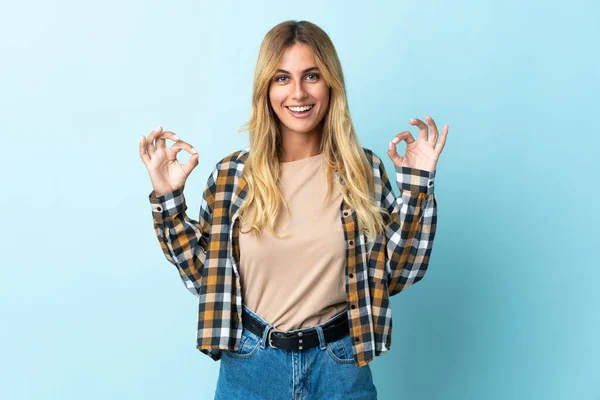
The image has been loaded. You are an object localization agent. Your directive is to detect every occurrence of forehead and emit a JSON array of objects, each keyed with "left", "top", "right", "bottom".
[{"left": 277, "top": 43, "right": 316, "bottom": 70}]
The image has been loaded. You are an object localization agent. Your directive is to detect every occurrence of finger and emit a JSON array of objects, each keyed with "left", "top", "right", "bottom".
[
  {"left": 425, "top": 115, "right": 439, "bottom": 145},
  {"left": 173, "top": 143, "right": 199, "bottom": 175},
  {"left": 156, "top": 130, "right": 180, "bottom": 150},
  {"left": 169, "top": 139, "right": 198, "bottom": 161},
  {"left": 409, "top": 118, "right": 429, "bottom": 141},
  {"left": 181, "top": 147, "right": 200, "bottom": 176},
  {"left": 146, "top": 126, "right": 163, "bottom": 157},
  {"left": 387, "top": 139, "right": 403, "bottom": 166},
  {"left": 140, "top": 135, "right": 151, "bottom": 164},
  {"left": 388, "top": 131, "right": 414, "bottom": 166},
  {"left": 434, "top": 124, "right": 449, "bottom": 157},
  {"left": 391, "top": 130, "right": 415, "bottom": 145},
  {"left": 147, "top": 128, "right": 180, "bottom": 156}
]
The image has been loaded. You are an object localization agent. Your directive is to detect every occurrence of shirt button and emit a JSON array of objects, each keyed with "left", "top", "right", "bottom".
[
  {"left": 349, "top": 240, "right": 354, "bottom": 245},
  {"left": 349, "top": 273, "right": 353, "bottom": 278},
  {"left": 343, "top": 211, "right": 349, "bottom": 217},
  {"left": 355, "top": 337, "right": 360, "bottom": 343},
  {"left": 351, "top": 304, "right": 356, "bottom": 309},
  {"left": 156, "top": 206, "right": 162, "bottom": 212}
]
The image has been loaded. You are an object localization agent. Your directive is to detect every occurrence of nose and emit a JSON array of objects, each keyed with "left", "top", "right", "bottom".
[{"left": 292, "top": 80, "right": 308, "bottom": 99}]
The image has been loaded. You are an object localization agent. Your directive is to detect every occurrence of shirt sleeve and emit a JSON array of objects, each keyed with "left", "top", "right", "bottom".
[
  {"left": 374, "top": 154, "right": 438, "bottom": 296},
  {"left": 148, "top": 164, "right": 219, "bottom": 296}
]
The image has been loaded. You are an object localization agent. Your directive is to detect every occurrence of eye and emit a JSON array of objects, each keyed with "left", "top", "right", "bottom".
[
  {"left": 307, "top": 73, "right": 320, "bottom": 80},
  {"left": 275, "top": 75, "right": 288, "bottom": 82}
]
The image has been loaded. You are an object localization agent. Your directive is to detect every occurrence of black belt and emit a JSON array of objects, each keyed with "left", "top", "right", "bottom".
[{"left": 242, "top": 308, "right": 349, "bottom": 351}]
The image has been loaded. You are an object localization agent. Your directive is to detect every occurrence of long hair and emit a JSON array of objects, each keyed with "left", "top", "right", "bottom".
[{"left": 237, "top": 20, "right": 388, "bottom": 242}]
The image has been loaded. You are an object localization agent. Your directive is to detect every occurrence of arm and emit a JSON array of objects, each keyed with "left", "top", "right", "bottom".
[
  {"left": 148, "top": 163, "right": 219, "bottom": 296},
  {"left": 374, "top": 154, "right": 438, "bottom": 296}
]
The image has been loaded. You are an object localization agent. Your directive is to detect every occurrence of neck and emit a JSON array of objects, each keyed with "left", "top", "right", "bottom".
[{"left": 279, "top": 124, "right": 323, "bottom": 163}]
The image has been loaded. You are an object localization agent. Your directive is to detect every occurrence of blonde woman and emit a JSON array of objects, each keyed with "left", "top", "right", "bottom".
[{"left": 140, "top": 20, "right": 447, "bottom": 400}]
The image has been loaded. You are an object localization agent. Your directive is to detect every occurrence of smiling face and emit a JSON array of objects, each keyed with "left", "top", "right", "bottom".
[{"left": 268, "top": 42, "right": 330, "bottom": 139}]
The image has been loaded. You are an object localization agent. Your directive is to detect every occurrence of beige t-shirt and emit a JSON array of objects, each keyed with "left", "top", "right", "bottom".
[{"left": 238, "top": 153, "right": 348, "bottom": 331}]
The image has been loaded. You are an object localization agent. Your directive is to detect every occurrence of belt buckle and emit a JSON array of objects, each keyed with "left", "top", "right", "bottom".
[{"left": 267, "top": 328, "right": 283, "bottom": 349}]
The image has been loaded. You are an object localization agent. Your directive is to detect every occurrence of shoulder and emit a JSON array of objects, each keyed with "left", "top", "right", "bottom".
[
  {"left": 213, "top": 146, "right": 250, "bottom": 172},
  {"left": 361, "top": 146, "right": 385, "bottom": 171}
]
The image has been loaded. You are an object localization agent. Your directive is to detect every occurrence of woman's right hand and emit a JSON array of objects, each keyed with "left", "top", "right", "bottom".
[{"left": 139, "top": 126, "right": 199, "bottom": 197}]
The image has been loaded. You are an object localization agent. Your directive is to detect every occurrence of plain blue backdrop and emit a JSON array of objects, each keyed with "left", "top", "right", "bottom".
[{"left": 1, "top": 0, "right": 598, "bottom": 399}]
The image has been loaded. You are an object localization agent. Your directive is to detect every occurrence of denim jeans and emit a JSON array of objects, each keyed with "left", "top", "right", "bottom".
[{"left": 214, "top": 303, "right": 378, "bottom": 400}]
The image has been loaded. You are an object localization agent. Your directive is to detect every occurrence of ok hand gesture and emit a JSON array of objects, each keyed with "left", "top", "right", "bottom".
[
  {"left": 139, "top": 126, "right": 199, "bottom": 197},
  {"left": 387, "top": 116, "right": 448, "bottom": 173}
]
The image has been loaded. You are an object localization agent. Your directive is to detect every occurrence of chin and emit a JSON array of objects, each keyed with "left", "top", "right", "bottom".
[{"left": 286, "top": 122, "right": 319, "bottom": 134}]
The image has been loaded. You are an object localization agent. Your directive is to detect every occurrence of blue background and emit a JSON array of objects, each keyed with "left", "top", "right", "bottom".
[{"left": 1, "top": 0, "right": 598, "bottom": 399}]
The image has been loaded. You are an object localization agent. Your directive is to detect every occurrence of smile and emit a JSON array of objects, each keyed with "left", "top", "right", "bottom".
[{"left": 285, "top": 104, "right": 315, "bottom": 118}]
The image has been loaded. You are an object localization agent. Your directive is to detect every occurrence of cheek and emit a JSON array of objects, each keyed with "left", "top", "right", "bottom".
[
  {"left": 313, "top": 86, "right": 330, "bottom": 106},
  {"left": 316, "top": 92, "right": 330, "bottom": 114},
  {"left": 269, "top": 87, "right": 284, "bottom": 107}
]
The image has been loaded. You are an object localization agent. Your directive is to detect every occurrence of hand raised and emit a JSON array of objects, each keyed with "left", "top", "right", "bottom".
[
  {"left": 139, "top": 126, "right": 199, "bottom": 196},
  {"left": 387, "top": 116, "right": 448, "bottom": 172}
]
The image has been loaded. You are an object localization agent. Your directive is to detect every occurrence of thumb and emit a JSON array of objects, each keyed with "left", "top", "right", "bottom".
[
  {"left": 181, "top": 152, "right": 199, "bottom": 176},
  {"left": 387, "top": 141, "right": 404, "bottom": 166}
]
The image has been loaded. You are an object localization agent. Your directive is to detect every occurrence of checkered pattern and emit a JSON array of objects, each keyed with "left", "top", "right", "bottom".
[{"left": 149, "top": 147, "right": 437, "bottom": 368}]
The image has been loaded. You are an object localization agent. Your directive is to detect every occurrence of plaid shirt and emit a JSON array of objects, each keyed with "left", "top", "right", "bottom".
[{"left": 148, "top": 146, "right": 437, "bottom": 368}]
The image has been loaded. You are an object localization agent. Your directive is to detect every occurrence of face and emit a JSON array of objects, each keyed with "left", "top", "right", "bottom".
[{"left": 268, "top": 42, "right": 330, "bottom": 138}]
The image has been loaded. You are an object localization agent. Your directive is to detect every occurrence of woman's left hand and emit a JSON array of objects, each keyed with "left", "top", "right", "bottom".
[{"left": 387, "top": 116, "right": 448, "bottom": 173}]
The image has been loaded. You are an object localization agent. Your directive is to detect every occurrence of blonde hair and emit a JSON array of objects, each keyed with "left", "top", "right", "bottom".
[{"left": 237, "top": 20, "right": 388, "bottom": 242}]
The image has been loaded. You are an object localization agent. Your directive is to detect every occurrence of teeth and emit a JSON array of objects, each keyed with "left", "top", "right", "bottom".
[{"left": 287, "top": 105, "right": 313, "bottom": 112}]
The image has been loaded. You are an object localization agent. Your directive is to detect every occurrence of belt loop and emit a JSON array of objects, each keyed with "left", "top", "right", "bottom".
[
  {"left": 243, "top": 304, "right": 275, "bottom": 349},
  {"left": 315, "top": 324, "right": 327, "bottom": 350},
  {"left": 261, "top": 326, "right": 274, "bottom": 349}
]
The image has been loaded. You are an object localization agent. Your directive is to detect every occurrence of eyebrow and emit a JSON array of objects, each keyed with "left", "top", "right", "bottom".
[{"left": 275, "top": 66, "right": 319, "bottom": 74}]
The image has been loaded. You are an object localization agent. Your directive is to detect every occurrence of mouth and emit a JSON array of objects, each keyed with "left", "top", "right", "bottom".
[{"left": 285, "top": 104, "right": 315, "bottom": 119}]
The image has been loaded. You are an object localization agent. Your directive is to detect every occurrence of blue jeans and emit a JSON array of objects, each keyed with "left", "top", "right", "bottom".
[{"left": 215, "top": 303, "right": 378, "bottom": 400}]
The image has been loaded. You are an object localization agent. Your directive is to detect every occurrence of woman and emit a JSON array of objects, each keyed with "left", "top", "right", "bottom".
[{"left": 140, "top": 20, "right": 447, "bottom": 400}]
